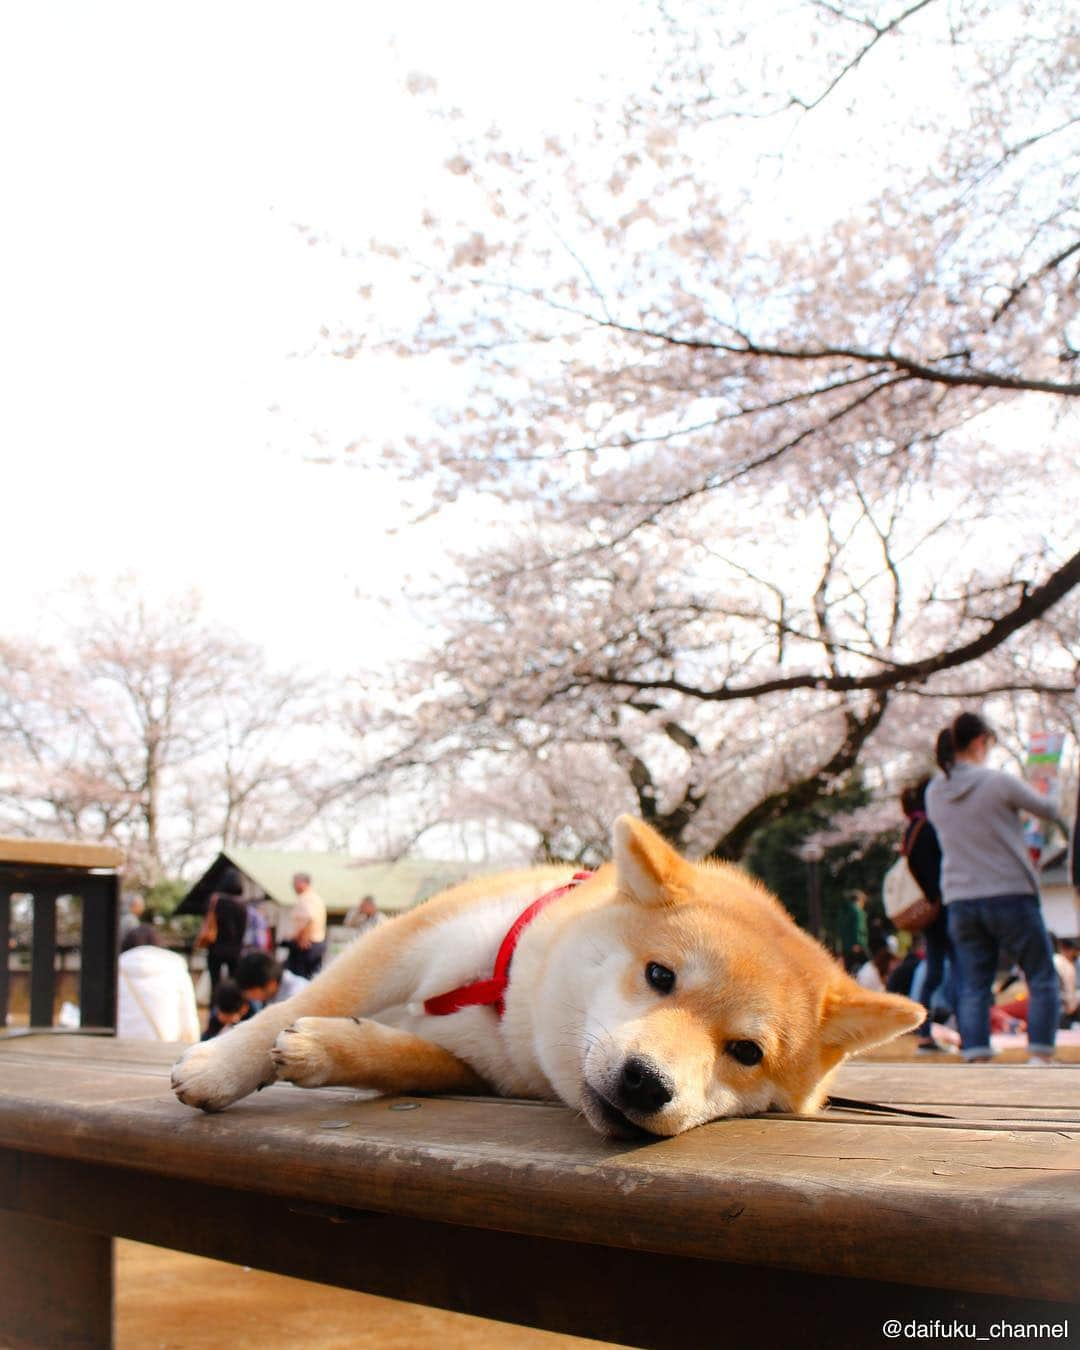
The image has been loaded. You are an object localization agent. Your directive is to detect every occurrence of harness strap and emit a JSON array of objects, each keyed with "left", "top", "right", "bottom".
[{"left": 424, "top": 872, "right": 592, "bottom": 1019}]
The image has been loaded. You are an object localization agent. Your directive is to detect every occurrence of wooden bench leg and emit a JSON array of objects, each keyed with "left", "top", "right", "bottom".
[{"left": 0, "top": 1209, "right": 112, "bottom": 1348}]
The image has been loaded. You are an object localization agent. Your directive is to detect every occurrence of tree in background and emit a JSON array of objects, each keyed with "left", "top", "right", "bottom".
[
  {"left": 0, "top": 582, "right": 349, "bottom": 886},
  {"left": 744, "top": 778, "right": 896, "bottom": 948},
  {"left": 330, "top": 0, "right": 1078, "bottom": 860}
]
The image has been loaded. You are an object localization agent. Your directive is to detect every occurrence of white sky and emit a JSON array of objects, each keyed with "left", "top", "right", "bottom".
[
  {"left": 2, "top": 2, "right": 1052, "bottom": 680},
  {"left": 1, "top": 1, "right": 656, "bottom": 670}
]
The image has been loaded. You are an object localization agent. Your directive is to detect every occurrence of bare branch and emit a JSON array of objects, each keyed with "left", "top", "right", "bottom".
[{"left": 792, "top": 0, "right": 939, "bottom": 114}]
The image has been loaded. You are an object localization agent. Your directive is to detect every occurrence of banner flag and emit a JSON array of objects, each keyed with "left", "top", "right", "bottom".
[{"left": 1024, "top": 731, "right": 1065, "bottom": 863}]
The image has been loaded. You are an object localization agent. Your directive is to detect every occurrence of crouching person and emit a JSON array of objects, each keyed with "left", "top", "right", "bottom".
[
  {"left": 201, "top": 978, "right": 253, "bottom": 1040},
  {"left": 234, "top": 950, "right": 310, "bottom": 1011}
]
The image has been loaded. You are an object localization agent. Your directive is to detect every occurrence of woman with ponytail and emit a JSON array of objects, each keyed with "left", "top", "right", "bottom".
[{"left": 925, "top": 713, "right": 1064, "bottom": 1064}]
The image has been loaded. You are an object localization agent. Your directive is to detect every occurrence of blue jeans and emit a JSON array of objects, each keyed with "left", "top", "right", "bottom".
[
  {"left": 916, "top": 908, "right": 952, "bottom": 1039},
  {"left": 946, "top": 895, "right": 1059, "bottom": 1059}
]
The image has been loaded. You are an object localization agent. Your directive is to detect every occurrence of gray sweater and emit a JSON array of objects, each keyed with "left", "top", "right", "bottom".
[{"left": 925, "top": 763, "right": 1058, "bottom": 903}]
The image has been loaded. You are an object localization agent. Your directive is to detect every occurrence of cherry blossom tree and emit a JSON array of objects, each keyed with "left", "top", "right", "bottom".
[
  {"left": 0, "top": 584, "right": 348, "bottom": 885},
  {"left": 331, "top": 0, "right": 1079, "bottom": 858}
]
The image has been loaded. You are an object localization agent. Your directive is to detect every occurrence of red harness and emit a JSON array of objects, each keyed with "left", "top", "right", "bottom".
[{"left": 423, "top": 873, "right": 592, "bottom": 1020}]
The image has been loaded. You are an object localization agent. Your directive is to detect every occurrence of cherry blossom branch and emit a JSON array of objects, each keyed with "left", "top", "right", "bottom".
[
  {"left": 593, "top": 321, "right": 1080, "bottom": 398},
  {"left": 793, "top": 0, "right": 939, "bottom": 113},
  {"left": 584, "top": 549, "right": 1080, "bottom": 702}
]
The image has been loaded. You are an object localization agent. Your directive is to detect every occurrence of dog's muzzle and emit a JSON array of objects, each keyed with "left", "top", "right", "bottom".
[{"left": 582, "top": 1055, "right": 676, "bottom": 1138}]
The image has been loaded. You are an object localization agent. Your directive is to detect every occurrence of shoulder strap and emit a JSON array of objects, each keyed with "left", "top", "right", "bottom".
[
  {"left": 120, "top": 967, "right": 167, "bottom": 1040},
  {"left": 902, "top": 815, "right": 925, "bottom": 858}
]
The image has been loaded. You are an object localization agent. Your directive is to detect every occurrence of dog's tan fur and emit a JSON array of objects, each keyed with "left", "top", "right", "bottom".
[
  {"left": 272, "top": 1017, "right": 488, "bottom": 1094},
  {"left": 173, "top": 818, "right": 922, "bottom": 1136}
]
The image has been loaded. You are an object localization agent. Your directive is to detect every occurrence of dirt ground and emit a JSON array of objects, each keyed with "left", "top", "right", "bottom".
[
  {"left": 114, "top": 1035, "right": 1079, "bottom": 1348},
  {"left": 859, "top": 1033, "right": 1080, "bottom": 1064},
  {"left": 115, "top": 1241, "right": 619, "bottom": 1350}
]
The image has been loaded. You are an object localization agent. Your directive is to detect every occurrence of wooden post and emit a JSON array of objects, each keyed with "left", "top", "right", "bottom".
[
  {"left": 0, "top": 884, "right": 10, "bottom": 1027},
  {"left": 0, "top": 1209, "right": 113, "bottom": 1348},
  {"left": 79, "top": 872, "right": 119, "bottom": 1028},
  {"left": 29, "top": 883, "right": 59, "bottom": 1027}
]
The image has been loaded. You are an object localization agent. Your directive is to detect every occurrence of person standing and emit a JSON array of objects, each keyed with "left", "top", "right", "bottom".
[
  {"left": 118, "top": 894, "right": 145, "bottom": 943},
  {"left": 343, "top": 894, "right": 386, "bottom": 936},
  {"left": 282, "top": 871, "right": 327, "bottom": 979},
  {"left": 205, "top": 869, "right": 249, "bottom": 994},
  {"left": 838, "top": 890, "right": 869, "bottom": 973},
  {"left": 900, "top": 779, "right": 953, "bottom": 1054},
  {"left": 926, "top": 712, "right": 1064, "bottom": 1064},
  {"left": 243, "top": 897, "right": 273, "bottom": 952}
]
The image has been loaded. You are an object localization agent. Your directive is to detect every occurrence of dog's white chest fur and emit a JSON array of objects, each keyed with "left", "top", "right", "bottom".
[{"left": 370, "top": 881, "right": 567, "bottom": 1097}]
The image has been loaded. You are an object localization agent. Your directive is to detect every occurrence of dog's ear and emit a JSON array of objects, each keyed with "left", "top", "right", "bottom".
[
  {"left": 819, "top": 977, "right": 924, "bottom": 1053},
  {"left": 613, "top": 816, "right": 695, "bottom": 905}
]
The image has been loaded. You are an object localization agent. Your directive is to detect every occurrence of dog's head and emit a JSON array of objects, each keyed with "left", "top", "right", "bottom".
[{"left": 574, "top": 816, "right": 922, "bottom": 1138}]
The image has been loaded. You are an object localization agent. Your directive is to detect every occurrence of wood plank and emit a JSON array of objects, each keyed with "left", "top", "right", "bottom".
[
  {"left": 0, "top": 837, "right": 124, "bottom": 869},
  {"left": 9, "top": 1036, "right": 1079, "bottom": 1118},
  {"left": 3, "top": 1149, "right": 1072, "bottom": 1350},
  {"left": 4, "top": 1043, "right": 1079, "bottom": 1163},
  {"left": 5, "top": 1041, "right": 1076, "bottom": 1128},
  {"left": 0, "top": 1039, "right": 1077, "bottom": 1302},
  {"left": 835, "top": 1061, "right": 1080, "bottom": 1108},
  {"left": 11, "top": 1036, "right": 1080, "bottom": 1103},
  {"left": 0, "top": 1034, "right": 182, "bottom": 1064},
  {"left": 794, "top": 1108, "right": 1080, "bottom": 1132}
]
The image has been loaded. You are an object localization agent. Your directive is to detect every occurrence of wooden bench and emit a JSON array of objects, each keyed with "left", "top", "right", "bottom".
[{"left": 0, "top": 1037, "right": 1077, "bottom": 1348}]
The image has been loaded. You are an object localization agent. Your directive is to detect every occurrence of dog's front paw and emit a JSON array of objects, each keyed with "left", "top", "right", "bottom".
[
  {"left": 171, "top": 1039, "right": 273, "bottom": 1113},
  {"left": 270, "top": 1017, "right": 341, "bottom": 1088}
]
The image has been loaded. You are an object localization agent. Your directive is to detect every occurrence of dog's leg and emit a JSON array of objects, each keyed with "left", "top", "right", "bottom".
[
  {"left": 172, "top": 922, "right": 427, "bottom": 1112},
  {"left": 172, "top": 994, "right": 322, "bottom": 1112},
  {"left": 271, "top": 1017, "right": 489, "bottom": 1094}
]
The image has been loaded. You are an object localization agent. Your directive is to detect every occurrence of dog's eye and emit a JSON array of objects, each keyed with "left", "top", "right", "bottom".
[
  {"left": 645, "top": 962, "right": 676, "bottom": 994},
  {"left": 726, "top": 1039, "right": 763, "bottom": 1067}
]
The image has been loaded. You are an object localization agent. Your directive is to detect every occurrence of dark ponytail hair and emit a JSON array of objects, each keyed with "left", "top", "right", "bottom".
[
  {"left": 900, "top": 778, "right": 930, "bottom": 816},
  {"left": 936, "top": 712, "right": 992, "bottom": 776}
]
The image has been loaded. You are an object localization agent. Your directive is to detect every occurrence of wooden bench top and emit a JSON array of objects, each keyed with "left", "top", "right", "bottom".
[
  {"left": 1, "top": 1036, "right": 1078, "bottom": 1306},
  {"left": 0, "top": 837, "right": 124, "bottom": 871}
]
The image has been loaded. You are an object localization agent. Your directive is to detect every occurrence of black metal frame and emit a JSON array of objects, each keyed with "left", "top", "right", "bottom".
[{"left": 0, "top": 862, "right": 119, "bottom": 1032}]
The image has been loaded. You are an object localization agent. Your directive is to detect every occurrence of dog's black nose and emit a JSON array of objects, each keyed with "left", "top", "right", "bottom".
[{"left": 616, "top": 1056, "right": 674, "bottom": 1114}]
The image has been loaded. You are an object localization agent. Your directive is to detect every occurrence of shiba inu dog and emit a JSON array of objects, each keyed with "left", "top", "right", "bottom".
[{"left": 172, "top": 817, "right": 922, "bottom": 1137}]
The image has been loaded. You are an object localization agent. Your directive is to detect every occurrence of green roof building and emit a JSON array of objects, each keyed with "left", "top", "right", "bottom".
[{"left": 177, "top": 848, "right": 478, "bottom": 918}]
